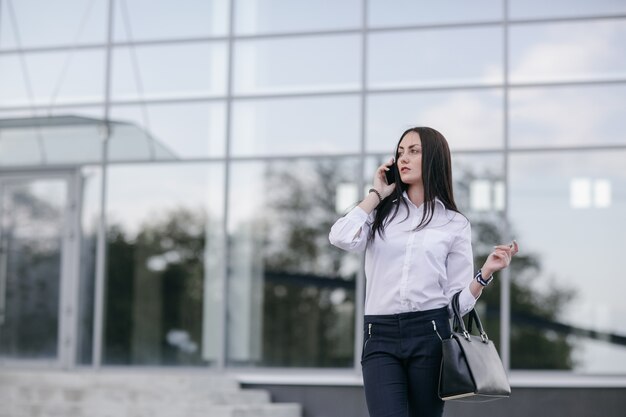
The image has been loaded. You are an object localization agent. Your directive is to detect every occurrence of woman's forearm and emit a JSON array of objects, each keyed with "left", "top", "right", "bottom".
[
  {"left": 469, "top": 278, "right": 484, "bottom": 299},
  {"left": 358, "top": 191, "right": 381, "bottom": 215}
]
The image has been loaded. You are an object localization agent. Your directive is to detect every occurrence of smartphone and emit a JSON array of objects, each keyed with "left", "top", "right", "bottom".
[{"left": 385, "top": 162, "right": 397, "bottom": 184}]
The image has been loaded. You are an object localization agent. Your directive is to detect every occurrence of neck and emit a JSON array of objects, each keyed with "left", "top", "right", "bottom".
[{"left": 406, "top": 183, "right": 424, "bottom": 207}]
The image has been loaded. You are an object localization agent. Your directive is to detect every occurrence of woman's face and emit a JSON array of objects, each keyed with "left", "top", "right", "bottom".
[{"left": 397, "top": 131, "right": 422, "bottom": 186}]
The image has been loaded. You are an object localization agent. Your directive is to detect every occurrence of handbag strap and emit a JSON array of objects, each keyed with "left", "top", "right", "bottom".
[
  {"left": 450, "top": 292, "right": 468, "bottom": 337},
  {"left": 450, "top": 291, "right": 490, "bottom": 342}
]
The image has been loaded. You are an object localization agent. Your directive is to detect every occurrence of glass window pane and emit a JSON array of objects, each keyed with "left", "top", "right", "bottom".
[
  {"left": 0, "top": 0, "right": 107, "bottom": 49},
  {"left": 368, "top": 0, "right": 502, "bottom": 27},
  {"left": 368, "top": 27, "right": 503, "bottom": 88},
  {"left": 510, "top": 19, "right": 626, "bottom": 84},
  {"left": 114, "top": 0, "right": 229, "bottom": 41},
  {"left": 109, "top": 101, "right": 226, "bottom": 160},
  {"left": 227, "top": 158, "right": 360, "bottom": 367},
  {"left": 0, "top": 50, "right": 105, "bottom": 107},
  {"left": 510, "top": 0, "right": 626, "bottom": 19},
  {"left": 112, "top": 43, "right": 227, "bottom": 100},
  {"left": 510, "top": 151, "right": 626, "bottom": 372},
  {"left": 231, "top": 96, "right": 361, "bottom": 156},
  {"left": 235, "top": 0, "right": 360, "bottom": 35},
  {"left": 234, "top": 35, "right": 361, "bottom": 95},
  {"left": 511, "top": 84, "right": 626, "bottom": 148},
  {"left": 104, "top": 163, "right": 224, "bottom": 366},
  {"left": 366, "top": 90, "right": 503, "bottom": 152}
]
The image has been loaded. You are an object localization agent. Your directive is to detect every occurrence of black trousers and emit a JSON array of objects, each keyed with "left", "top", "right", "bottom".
[{"left": 361, "top": 307, "right": 452, "bottom": 417}]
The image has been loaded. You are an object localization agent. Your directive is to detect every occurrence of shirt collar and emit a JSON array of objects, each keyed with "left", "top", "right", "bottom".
[{"left": 401, "top": 191, "right": 446, "bottom": 210}]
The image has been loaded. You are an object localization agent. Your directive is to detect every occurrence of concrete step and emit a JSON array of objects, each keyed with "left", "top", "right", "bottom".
[
  {"left": 1, "top": 385, "right": 270, "bottom": 405},
  {"left": 0, "top": 370, "right": 240, "bottom": 392},
  {"left": 0, "top": 370, "right": 302, "bottom": 417},
  {"left": 4, "top": 402, "right": 302, "bottom": 417},
  {"left": 199, "top": 403, "right": 302, "bottom": 417}
]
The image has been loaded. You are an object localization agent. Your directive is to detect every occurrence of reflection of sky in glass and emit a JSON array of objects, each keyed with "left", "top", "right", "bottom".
[
  {"left": 235, "top": 0, "right": 360, "bottom": 35},
  {"left": 369, "top": 27, "right": 503, "bottom": 88},
  {"left": 510, "top": 19, "right": 626, "bottom": 83},
  {"left": 510, "top": 0, "right": 626, "bottom": 19},
  {"left": 113, "top": 0, "right": 229, "bottom": 41},
  {"left": 229, "top": 159, "right": 360, "bottom": 230},
  {"left": 456, "top": 159, "right": 506, "bottom": 218},
  {"left": 510, "top": 151, "right": 626, "bottom": 371},
  {"left": 368, "top": 0, "right": 502, "bottom": 27},
  {"left": 47, "top": 105, "right": 104, "bottom": 119},
  {"left": 234, "top": 35, "right": 361, "bottom": 94},
  {"left": 112, "top": 43, "right": 227, "bottom": 100},
  {"left": 231, "top": 96, "right": 360, "bottom": 156},
  {"left": 106, "top": 163, "right": 224, "bottom": 239},
  {"left": 0, "top": 0, "right": 108, "bottom": 49},
  {"left": 0, "top": 50, "right": 105, "bottom": 107},
  {"left": 227, "top": 162, "right": 265, "bottom": 233},
  {"left": 511, "top": 85, "right": 626, "bottom": 148},
  {"left": 367, "top": 90, "right": 503, "bottom": 152},
  {"left": 110, "top": 102, "right": 226, "bottom": 158}
]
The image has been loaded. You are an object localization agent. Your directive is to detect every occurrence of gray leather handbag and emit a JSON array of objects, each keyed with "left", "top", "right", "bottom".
[{"left": 438, "top": 292, "right": 511, "bottom": 402}]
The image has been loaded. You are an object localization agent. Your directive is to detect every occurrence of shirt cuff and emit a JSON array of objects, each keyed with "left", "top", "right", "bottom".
[{"left": 459, "top": 286, "right": 479, "bottom": 316}]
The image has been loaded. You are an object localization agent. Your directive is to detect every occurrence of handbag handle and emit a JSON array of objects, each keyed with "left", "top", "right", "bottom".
[{"left": 450, "top": 292, "right": 490, "bottom": 343}]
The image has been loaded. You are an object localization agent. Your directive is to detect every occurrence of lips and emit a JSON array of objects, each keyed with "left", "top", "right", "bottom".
[{"left": 400, "top": 167, "right": 410, "bottom": 173}]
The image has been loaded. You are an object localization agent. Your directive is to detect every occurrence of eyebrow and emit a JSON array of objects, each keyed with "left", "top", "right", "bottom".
[{"left": 398, "top": 144, "right": 422, "bottom": 150}]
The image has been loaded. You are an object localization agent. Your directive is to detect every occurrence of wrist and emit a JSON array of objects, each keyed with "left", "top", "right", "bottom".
[
  {"left": 480, "top": 266, "right": 494, "bottom": 279},
  {"left": 475, "top": 269, "right": 494, "bottom": 287},
  {"left": 368, "top": 188, "right": 383, "bottom": 204}
]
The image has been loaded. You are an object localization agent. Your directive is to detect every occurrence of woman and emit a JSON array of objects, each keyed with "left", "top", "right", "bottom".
[{"left": 329, "top": 127, "right": 518, "bottom": 417}]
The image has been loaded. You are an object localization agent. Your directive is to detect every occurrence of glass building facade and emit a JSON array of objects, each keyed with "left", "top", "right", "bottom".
[{"left": 1, "top": 0, "right": 626, "bottom": 381}]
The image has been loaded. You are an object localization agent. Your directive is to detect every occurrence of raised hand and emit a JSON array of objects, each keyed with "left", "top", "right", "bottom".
[{"left": 373, "top": 157, "right": 397, "bottom": 199}]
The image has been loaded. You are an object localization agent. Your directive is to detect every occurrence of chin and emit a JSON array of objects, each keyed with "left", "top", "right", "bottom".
[{"left": 401, "top": 176, "right": 419, "bottom": 185}]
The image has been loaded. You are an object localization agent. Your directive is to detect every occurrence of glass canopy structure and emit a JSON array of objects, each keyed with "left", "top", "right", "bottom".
[{"left": 0, "top": 115, "right": 178, "bottom": 166}]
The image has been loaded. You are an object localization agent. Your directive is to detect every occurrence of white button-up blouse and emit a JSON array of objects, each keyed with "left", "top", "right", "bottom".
[{"left": 329, "top": 193, "right": 477, "bottom": 316}]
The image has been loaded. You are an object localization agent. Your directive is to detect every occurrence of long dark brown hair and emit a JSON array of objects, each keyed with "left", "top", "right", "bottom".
[{"left": 370, "top": 127, "right": 462, "bottom": 241}]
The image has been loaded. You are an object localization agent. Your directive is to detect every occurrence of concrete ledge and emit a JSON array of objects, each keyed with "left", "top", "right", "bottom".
[
  {"left": 247, "top": 384, "right": 626, "bottom": 417},
  {"left": 232, "top": 370, "right": 626, "bottom": 388}
]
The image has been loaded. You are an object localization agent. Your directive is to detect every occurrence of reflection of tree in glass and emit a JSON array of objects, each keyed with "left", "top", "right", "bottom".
[
  {"left": 105, "top": 208, "right": 208, "bottom": 366},
  {"left": 472, "top": 220, "right": 576, "bottom": 369},
  {"left": 101, "top": 159, "right": 579, "bottom": 369},
  {"left": 453, "top": 164, "right": 576, "bottom": 370},
  {"left": 260, "top": 158, "right": 577, "bottom": 368},
  {"left": 260, "top": 160, "right": 358, "bottom": 367},
  {"left": 1, "top": 187, "right": 61, "bottom": 357}
]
